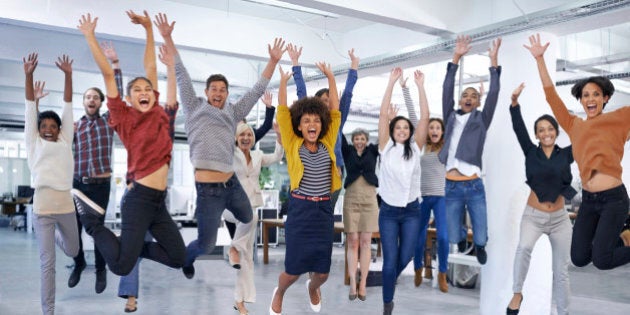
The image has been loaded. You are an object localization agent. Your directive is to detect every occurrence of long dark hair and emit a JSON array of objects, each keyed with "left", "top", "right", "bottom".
[{"left": 389, "top": 116, "right": 414, "bottom": 160}]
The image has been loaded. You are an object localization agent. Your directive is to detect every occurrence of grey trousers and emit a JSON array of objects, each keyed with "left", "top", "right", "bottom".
[
  {"left": 512, "top": 205, "right": 572, "bottom": 315},
  {"left": 34, "top": 212, "right": 80, "bottom": 315}
]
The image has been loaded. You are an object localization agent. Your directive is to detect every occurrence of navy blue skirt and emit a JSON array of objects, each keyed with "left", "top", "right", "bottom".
[{"left": 284, "top": 193, "right": 334, "bottom": 275}]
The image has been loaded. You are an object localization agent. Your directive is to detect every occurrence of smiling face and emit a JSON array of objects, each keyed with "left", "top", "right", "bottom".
[
  {"left": 535, "top": 119, "right": 557, "bottom": 148},
  {"left": 236, "top": 127, "right": 255, "bottom": 152},
  {"left": 352, "top": 133, "right": 367, "bottom": 152},
  {"left": 580, "top": 82, "right": 609, "bottom": 119},
  {"left": 205, "top": 81, "right": 229, "bottom": 109},
  {"left": 298, "top": 113, "right": 322, "bottom": 144},
  {"left": 392, "top": 119, "right": 411, "bottom": 144},
  {"left": 428, "top": 120, "right": 444, "bottom": 144},
  {"left": 39, "top": 118, "right": 60, "bottom": 142},
  {"left": 458, "top": 87, "right": 480, "bottom": 113},
  {"left": 125, "top": 78, "right": 155, "bottom": 113},
  {"left": 83, "top": 88, "right": 103, "bottom": 118}
]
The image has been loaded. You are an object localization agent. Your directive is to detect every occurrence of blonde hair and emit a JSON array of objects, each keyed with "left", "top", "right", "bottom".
[{"left": 235, "top": 122, "right": 255, "bottom": 148}]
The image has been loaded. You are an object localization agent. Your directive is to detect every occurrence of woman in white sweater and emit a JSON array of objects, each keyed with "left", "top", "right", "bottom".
[
  {"left": 226, "top": 121, "right": 283, "bottom": 315},
  {"left": 23, "top": 53, "right": 80, "bottom": 315}
]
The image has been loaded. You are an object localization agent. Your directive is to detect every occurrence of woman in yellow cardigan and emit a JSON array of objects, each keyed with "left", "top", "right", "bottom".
[{"left": 269, "top": 62, "right": 339, "bottom": 315}]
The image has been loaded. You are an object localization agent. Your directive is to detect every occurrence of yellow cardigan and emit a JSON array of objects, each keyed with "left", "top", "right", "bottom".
[{"left": 277, "top": 104, "right": 341, "bottom": 193}]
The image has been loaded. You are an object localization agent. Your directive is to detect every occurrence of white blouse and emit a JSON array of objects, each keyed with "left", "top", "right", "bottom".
[{"left": 378, "top": 139, "right": 421, "bottom": 207}]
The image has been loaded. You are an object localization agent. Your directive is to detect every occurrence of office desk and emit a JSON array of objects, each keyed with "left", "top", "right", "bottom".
[{"left": 0, "top": 200, "right": 28, "bottom": 216}]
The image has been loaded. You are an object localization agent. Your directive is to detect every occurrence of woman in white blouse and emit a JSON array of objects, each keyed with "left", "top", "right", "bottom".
[{"left": 225, "top": 121, "right": 283, "bottom": 315}]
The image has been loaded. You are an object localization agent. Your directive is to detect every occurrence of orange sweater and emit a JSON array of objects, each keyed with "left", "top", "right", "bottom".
[{"left": 544, "top": 86, "right": 630, "bottom": 184}]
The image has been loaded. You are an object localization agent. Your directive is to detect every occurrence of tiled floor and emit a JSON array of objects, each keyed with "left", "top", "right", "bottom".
[{"left": 0, "top": 227, "right": 628, "bottom": 314}]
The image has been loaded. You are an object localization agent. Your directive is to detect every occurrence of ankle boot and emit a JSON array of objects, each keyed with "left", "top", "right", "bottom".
[
  {"left": 414, "top": 269, "right": 422, "bottom": 287},
  {"left": 438, "top": 272, "right": 448, "bottom": 293},
  {"left": 383, "top": 302, "right": 394, "bottom": 315}
]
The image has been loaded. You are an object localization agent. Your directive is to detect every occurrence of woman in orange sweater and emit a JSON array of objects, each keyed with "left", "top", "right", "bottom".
[{"left": 525, "top": 34, "right": 630, "bottom": 270}]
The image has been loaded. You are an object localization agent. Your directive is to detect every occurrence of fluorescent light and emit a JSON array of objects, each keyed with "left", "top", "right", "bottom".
[{"left": 242, "top": 0, "right": 339, "bottom": 18}]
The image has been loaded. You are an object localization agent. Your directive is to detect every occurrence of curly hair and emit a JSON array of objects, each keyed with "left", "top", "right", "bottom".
[
  {"left": 289, "top": 96, "right": 331, "bottom": 139},
  {"left": 38, "top": 110, "right": 61, "bottom": 131},
  {"left": 571, "top": 76, "right": 615, "bottom": 109},
  {"left": 425, "top": 117, "right": 444, "bottom": 152},
  {"left": 389, "top": 116, "right": 415, "bottom": 160}
]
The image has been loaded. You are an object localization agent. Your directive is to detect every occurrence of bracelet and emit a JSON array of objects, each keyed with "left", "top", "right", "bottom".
[{"left": 111, "top": 59, "right": 119, "bottom": 64}]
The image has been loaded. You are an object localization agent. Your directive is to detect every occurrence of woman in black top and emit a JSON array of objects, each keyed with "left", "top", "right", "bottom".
[
  {"left": 341, "top": 128, "right": 379, "bottom": 301},
  {"left": 507, "top": 83, "right": 575, "bottom": 315}
]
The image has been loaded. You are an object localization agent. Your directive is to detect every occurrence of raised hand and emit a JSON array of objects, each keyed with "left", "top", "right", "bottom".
[
  {"left": 387, "top": 103, "right": 399, "bottom": 121},
  {"left": 454, "top": 35, "right": 472, "bottom": 58},
  {"left": 23, "top": 53, "right": 38, "bottom": 75},
  {"left": 388, "top": 67, "right": 402, "bottom": 84},
  {"left": 268, "top": 37, "right": 286, "bottom": 63},
  {"left": 261, "top": 91, "right": 273, "bottom": 108},
  {"left": 524, "top": 33, "right": 549, "bottom": 59},
  {"left": 489, "top": 37, "right": 501, "bottom": 67},
  {"left": 348, "top": 48, "right": 359, "bottom": 70},
  {"left": 100, "top": 41, "right": 119, "bottom": 62},
  {"left": 279, "top": 66, "right": 293, "bottom": 83},
  {"left": 77, "top": 13, "right": 98, "bottom": 36},
  {"left": 287, "top": 43, "right": 302, "bottom": 66},
  {"left": 157, "top": 44, "right": 174, "bottom": 66},
  {"left": 126, "top": 10, "right": 152, "bottom": 28},
  {"left": 413, "top": 69, "right": 424, "bottom": 87},
  {"left": 398, "top": 75, "right": 408, "bottom": 88},
  {"left": 315, "top": 62, "right": 333, "bottom": 78},
  {"left": 34, "top": 81, "right": 49, "bottom": 101},
  {"left": 55, "top": 54, "right": 73, "bottom": 74},
  {"left": 511, "top": 83, "right": 525, "bottom": 106},
  {"left": 153, "top": 12, "right": 175, "bottom": 38}
]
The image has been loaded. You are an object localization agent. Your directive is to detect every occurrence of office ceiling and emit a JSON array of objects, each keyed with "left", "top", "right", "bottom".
[{"left": 1, "top": 0, "right": 629, "bottom": 145}]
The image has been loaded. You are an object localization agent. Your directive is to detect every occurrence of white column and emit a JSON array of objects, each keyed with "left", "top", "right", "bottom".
[{"left": 480, "top": 32, "right": 560, "bottom": 315}]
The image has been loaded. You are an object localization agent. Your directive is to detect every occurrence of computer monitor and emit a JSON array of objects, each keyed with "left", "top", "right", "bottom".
[{"left": 17, "top": 185, "right": 34, "bottom": 202}]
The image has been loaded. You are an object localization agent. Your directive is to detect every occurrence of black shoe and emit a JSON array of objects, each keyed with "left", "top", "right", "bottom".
[
  {"left": 182, "top": 265, "right": 195, "bottom": 279},
  {"left": 68, "top": 262, "right": 86, "bottom": 288},
  {"left": 457, "top": 240, "right": 467, "bottom": 253},
  {"left": 475, "top": 245, "right": 487, "bottom": 265},
  {"left": 95, "top": 269, "right": 107, "bottom": 294},
  {"left": 506, "top": 295, "right": 523, "bottom": 314},
  {"left": 383, "top": 301, "right": 394, "bottom": 315}
]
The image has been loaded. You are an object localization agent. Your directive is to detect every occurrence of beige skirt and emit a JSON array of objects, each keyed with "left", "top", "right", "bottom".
[{"left": 343, "top": 176, "right": 379, "bottom": 233}]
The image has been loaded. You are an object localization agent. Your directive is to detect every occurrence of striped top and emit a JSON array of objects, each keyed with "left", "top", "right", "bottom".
[
  {"left": 420, "top": 150, "right": 445, "bottom": 196},
  {"left": 297, "top": 143, "right": 331, "bottom": 196}
]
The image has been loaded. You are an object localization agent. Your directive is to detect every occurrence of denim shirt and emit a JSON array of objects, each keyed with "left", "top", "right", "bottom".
[{"left": 439, "top": 62, "right": 501, "bottom": 169}]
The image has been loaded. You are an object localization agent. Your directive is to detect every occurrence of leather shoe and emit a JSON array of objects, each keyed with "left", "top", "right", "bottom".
[
  {"left": 475, "top": 245, "right": 487, "bottom": 265},
  {"left": 383, "top": 301, "right": 394, "bottom": 315},
  {"left": 95, "top": 269, "right": 107, "bottom": 294},
  {"left": 438, "top": 272, "right": 448, "bottom": 293},
  {"left": 182, "top": 265, "right": 195, "bottom": 279},
  {"left": 68, "top": 262, "right": 86, "bottom": 288},
  {"left": 506, "top": 294, "right": 523, "bottom": 314}
]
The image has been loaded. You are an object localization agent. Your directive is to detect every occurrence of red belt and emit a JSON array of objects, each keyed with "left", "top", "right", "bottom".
[{"left": 291, "top": 192, "right": 330, "bottom": 202}]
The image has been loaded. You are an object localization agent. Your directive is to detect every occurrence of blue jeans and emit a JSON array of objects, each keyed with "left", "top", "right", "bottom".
[
  {"left": 185, "top": 175, "right": 253, "bottom": 267},
  {"left": 379, "top": 199, "right": 421, "bottom": 304},
  {"left": 118, "top": 233, "right": 153, "bottom": 299},
  {"left": 445, "top": 178, "right": 488, "bottom": 247},
  {"left": 414, "top": 196, "right": 448, "bottom": 273}
]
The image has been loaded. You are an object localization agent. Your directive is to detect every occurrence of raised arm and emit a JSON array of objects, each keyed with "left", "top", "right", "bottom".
[
  {"left": 158, "top": 44, "right": 177, "bottom": 108},
  {"left": 101, "top": 41, "right": 124, "bottom": 96},
  {"left": 339, "top": 49, "right": 359, "bottom": 128},
  {"left": 23, "top": 54, "right": 39, "bottom": 151},
  {"left": 127, "top": 10, "right": 157, "bottom": 90},
  {"left": 78, "top": 14, "right": 118, "bottom": 98},
  {"left": 23, "top": 53, "right": 37, "bottom": 102},
  {"left": 379, "top": 68, "right": 402, "bottom": 151},
  {"left": 33, "top": 80, "right": 49, "bottom": 113},
  {"left": 316, "top": 62, "right": 338, "bottom": 111},
  {"left": 481, "top": 37, "right": 502, "bottom": 128},
  {"left": 277, "top": 66, "right": 297, "bottom": 148},
  {"left": 443, "top": 35, "right": 471, "bottom": 120},
  {"left": 509, "top": 83, "right": 535, "bottom": 154},
  {"left": 254, "top": 91, "right": 276, "bottom": 144},
  {"left": 55, "top": 55, "right": 75, "bottom": 140},
  {"left": 524, "top": 34, "right": 574, "bottom": 131},
  {"left": 288, "top": 44, "right": 307, "bottom": 100},
  {"left": 399, "top": 72, "right": 417, "bottom": 127},
  {"left": 414, "top": 70, "right": 430, "bottom": 149}
]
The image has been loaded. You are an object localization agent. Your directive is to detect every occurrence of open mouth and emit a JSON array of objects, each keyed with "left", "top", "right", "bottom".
[
  {"left": 586, "top": 104, "right": 597, "bottom": 114},
  {"left": 42, "top": 133, "right": 54, "bottom": 141},
  {"left": 431, "top": 134, "right": 440, "bottom": 140},
  {"left": 307, "top": 128, "right": 318, "bottom": 138}
]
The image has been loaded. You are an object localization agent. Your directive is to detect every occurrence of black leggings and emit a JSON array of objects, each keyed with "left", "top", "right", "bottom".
[{"left": 571, "top": 184, "right": 630, "bottom": 270}]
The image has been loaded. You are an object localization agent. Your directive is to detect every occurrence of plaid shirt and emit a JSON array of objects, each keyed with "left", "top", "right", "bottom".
[{"left": 73, "top": 69, "right": 123, "bottom": 179}]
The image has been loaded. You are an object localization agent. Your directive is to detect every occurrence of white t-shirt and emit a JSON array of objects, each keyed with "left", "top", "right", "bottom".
[{"left": 445, "top": 112, "right": 481, "bottom": 177}]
